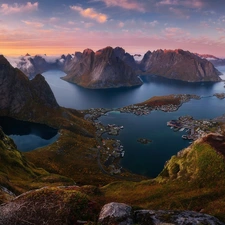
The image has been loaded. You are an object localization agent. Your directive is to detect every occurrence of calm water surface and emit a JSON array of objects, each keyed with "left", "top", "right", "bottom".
[
  {"left": 42, "top": 67, "right": 225, "bottom": 177},
  {"left": 0, "top": 117, "right": 58, "bottom": 152},
  {"left": 42, "top": 67, "right": 225, "bottom": 110}
]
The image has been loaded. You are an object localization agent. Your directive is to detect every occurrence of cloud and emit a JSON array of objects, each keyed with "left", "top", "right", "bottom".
[
  {"left": 163, "top": 27, "right": 188, "bottom": 37},
  {"left": 169, "top": 7, "right": 189, "bottom": 19},
  {"left": 118, "top": 22, "right": 125, "bottom": 28},
  {"left": 0, "top": 2, "right": 38, "bottom": 15},
  {"left": 98, "top": 0, "right": 145, "bottom": 12},
  {"left": 157, "top": 0, "right": 204, "bottom": 9},
  {"left": 149, "top": 20, "right": 159, "bottom": 27},
  {"left": 70, "top": 6, "right": 107, "bottom": 23},
  {"left": 49, "top": 17, "right": 59, "bottom": 24},
  {"left": 22, "top": 20, "right": 44, "bottom": 28},
  {"left": 216, "top": 28, "right": 225, "bottom": 34}
]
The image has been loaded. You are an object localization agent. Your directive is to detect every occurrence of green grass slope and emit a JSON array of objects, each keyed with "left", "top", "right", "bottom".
[{"left": 100, "top": 133, "right": 225, "bottom": 222}]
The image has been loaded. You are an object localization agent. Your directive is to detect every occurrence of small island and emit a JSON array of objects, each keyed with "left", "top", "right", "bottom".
[
  {"left": 213, "top": 93, "right": 225, "bottom": 99},
  {"left": 137, "top": 138, "right": 152, "bottom": 144}
]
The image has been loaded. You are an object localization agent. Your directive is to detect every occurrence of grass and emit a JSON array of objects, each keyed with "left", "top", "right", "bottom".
[{"left": 97, "top": 138, "right": 225, "bottom": 222}]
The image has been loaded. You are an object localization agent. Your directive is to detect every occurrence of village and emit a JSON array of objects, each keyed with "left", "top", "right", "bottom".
[
  {"left": 81, "top": 93, "right": 223, "bottom": 175},
  {"left": 118, "top": 94, "right": 200, "bottom": 115},
  {"left": 167, "top": 115, "right": 222, "bottom": 141}
]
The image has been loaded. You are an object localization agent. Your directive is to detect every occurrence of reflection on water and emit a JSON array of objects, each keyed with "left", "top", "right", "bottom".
[
  {"left": 42, "top": 68, "right": 225, "bottom": 110},
  {"left": 0, "top": 117, "right": 58, "bottom": 152}
]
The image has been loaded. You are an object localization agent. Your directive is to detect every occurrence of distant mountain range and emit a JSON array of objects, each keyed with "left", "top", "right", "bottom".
[
  {"left": 195, "top": 53, "right": 225, "bottom": 67},
  {"left": 14, "top": 47, "right": 222, "bottom": 88}
]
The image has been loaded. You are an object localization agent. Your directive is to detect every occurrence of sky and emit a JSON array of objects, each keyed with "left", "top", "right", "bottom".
[{"left": 1, "top": 0, "right": 225, "bottom": 57}]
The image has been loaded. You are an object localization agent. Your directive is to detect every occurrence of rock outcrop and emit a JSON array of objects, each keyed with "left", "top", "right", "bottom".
[
  {"left": 98, "top": 202, "right": 224, "bottom": 225},
  {"left": 0, "top": 186, "right": 99, "bottom": 225},
  {"left": 62, "top": 46, "right": 142, "bottom": 88},
  {"left": 140, "top": 49, "right": 222, "bottom": 82},
  {"left": 0, "top": 55, "right": 59, "bottom": 117}
]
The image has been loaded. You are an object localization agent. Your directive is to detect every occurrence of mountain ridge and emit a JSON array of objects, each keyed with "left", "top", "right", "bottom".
[{"left": 14, "top": 47, "right": 222, "bottom": 88}]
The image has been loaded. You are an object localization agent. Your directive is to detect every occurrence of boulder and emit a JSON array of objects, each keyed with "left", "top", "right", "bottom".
[
  {"left": 98, "top": 202, "right": 133, "bottom": 225},
  {"left": 98, "top": 202, "right": 225, "bottom": 225}
]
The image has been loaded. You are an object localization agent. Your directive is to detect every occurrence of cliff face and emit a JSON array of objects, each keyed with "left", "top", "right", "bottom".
[
  {"left": 140, "top": 49, "right": 222, "bottom": 82},
  {"left": 0, "top": 55, "right": 59, "bottom": 117},
  {"left": 62, "top": 46, "right": 142, "bottom": 88}
]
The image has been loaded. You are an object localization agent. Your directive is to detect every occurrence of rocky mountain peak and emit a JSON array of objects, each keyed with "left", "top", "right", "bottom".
[
  {"left": 62, "top": 46, "right": 142, "bottom": 88},
  {"left": 0, "top": 55, "right": 11, "bottom": 67},
  {"left": 140, "top": 49, "right": 221, "bottom": 82},
  {"left": 83, "top": 48, "right": 94, "bottom": 56},
  {"left": 0, "top": 55, "right": 59, "bottom": 116}
]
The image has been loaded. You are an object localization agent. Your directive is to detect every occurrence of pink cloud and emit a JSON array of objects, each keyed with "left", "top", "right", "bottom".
[
  {"left": 70, "top": 6, "right": 107, "bottom": 23},
  {"left": 0, "top": 2, "right": 38, "bottom": 15},
  {"left": 22, "top": 20, "right": 44, "bottom": 28},
  {"left": 216, "top": 28, "right": 225, "bottom": 34},
  {"left": 99, "top": 0, "right": 145, "bottom": 12},
  {"left": 163, "top": 27, "right": 188, "bottom": 38},
  {"left": 118, "top": 22, "right": 125, "bottom": 28}
]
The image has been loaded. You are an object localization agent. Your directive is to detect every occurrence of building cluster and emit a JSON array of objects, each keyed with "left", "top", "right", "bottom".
[{"left": 167, "top": 115, "right": 221, "bottom": 140}]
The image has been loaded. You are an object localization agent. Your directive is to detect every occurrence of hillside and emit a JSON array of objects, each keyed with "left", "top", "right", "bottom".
[
  {"left": 1, "top": 133, "right": 225, "bottom": 224},
  {"left": 2, "top": 54, "right": 225, "bottom": 224}
]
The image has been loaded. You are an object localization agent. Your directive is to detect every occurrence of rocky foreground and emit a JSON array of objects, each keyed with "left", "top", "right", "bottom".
[{"left": 0, "top": 188, "right": 224, "bottom": 225}]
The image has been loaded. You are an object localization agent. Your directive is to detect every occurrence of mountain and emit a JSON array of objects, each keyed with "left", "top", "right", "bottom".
[
  {"left": 16, "top": 54, "right": 72, "bottom": 79},
  {"left": 139, "top": 49, "right": 222, "bottom": 82},
  {"left": 15, "top": 47, "right": 223, "bottom": 87},
  {"left": 62, "top": 46, "right": 142, "bottom": 89},
  {"left": 0, "top": 55, "right": 59, "bottom": 117}
]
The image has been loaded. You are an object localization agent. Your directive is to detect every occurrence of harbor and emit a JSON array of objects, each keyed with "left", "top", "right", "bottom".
[{"left": 167, "top": 115, "right": 222, "bottom": 140}]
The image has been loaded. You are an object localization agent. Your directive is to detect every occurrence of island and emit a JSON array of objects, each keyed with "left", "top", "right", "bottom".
[{"left": 137, "top": 138, "right": 152, "bottom": 144}]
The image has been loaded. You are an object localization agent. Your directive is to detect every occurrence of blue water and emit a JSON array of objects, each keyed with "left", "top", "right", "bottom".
[
  {"left": 42, "top": 67, "right": 225, "bottom": 177},
  {"left": 99, "top": 96, "right": 225, "bottom": 177},
  {"left": 0, "top": 117, "right": 59, "bottom": 152},
  {"left": 42, "top": 68, "right": 225, "bottom": 110}
]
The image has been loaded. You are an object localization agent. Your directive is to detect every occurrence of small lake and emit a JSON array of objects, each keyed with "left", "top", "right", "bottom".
[
  {"left": 0, "top": 117, "right": 59, "bottom": 152},
  {"left": 40, "top": 67, "right": 225, "bottom": 177}
]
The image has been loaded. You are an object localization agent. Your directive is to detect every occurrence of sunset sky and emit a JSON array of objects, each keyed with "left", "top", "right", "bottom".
[{"left": 1, "top": 0, "right": 225, "bottom": 57}]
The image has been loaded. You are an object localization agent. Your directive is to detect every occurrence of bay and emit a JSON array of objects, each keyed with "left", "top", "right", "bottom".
[{"left": 41, "top": 67, "right": 225, "bottom": 177}]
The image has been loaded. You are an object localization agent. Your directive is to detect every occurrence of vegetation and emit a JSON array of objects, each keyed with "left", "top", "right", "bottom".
[
  {"left": 100, "top": 137, "right": 225, "bottom": 221},
  {"left": 137, "top": 95, "right": 182, "bottom": 107},
  {"left": 0, "top": 186, "right": 100, "bottom": 224},
  {"left": 1, "top": 90, "right": 225, "bottom": 222}
]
